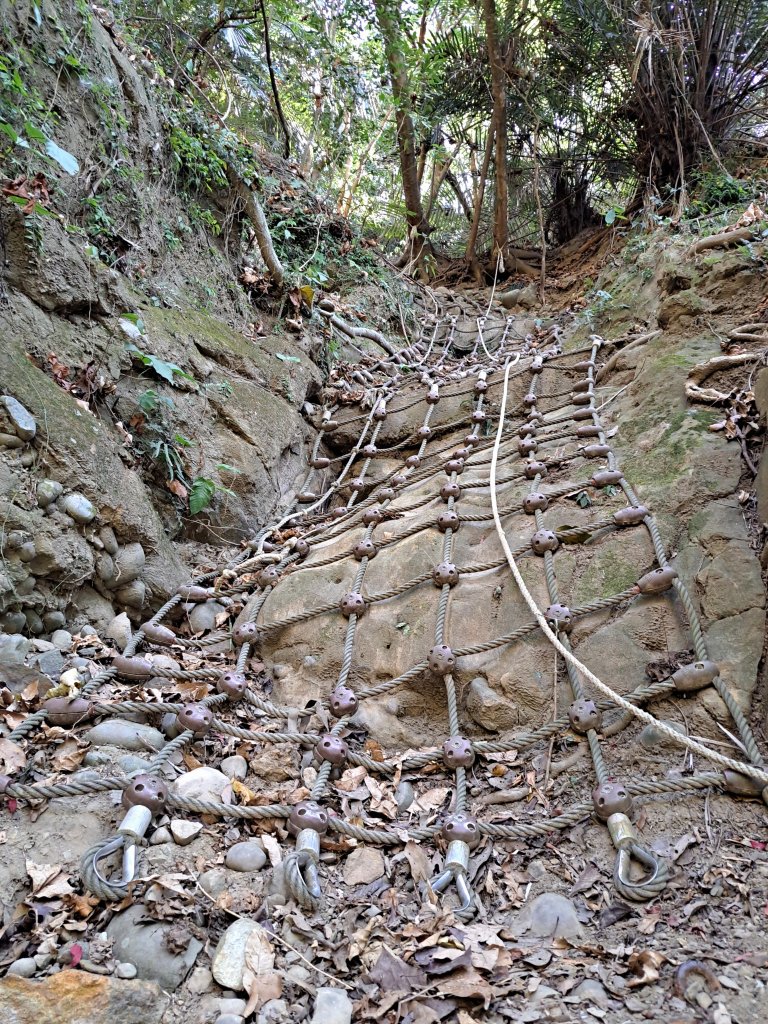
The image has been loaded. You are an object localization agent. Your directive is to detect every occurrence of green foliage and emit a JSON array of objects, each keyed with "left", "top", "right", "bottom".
[
  {"left": 189, "top": 476, "right": 235, "bottom": 515},
  {"left": 688, "top": 172, "right": 753, "bottom": 215},
  {"left": 126, "top": 343, "right": 196, "bottom": 386}
]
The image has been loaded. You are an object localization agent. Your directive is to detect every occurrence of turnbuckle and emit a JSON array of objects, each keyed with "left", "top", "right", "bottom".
[
  {"left": 428, "top": 840, "right": 474, "bottom": 913},
  {"left": 608, "top": 813, "right": 668, "bottom": 901},
  {"left": 91, "top": 805, "right": 151, "bottom": 888},
  {"left": 292, "top": 828, "right": 322, "bottom": 901}
]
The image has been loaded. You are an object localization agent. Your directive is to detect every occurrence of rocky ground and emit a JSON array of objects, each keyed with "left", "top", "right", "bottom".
[{"left": 1, "top": 222, "right": 768, "bottom": 1024}]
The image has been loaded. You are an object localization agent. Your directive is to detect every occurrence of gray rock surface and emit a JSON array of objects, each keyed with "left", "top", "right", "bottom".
[
  {"left": 211, "top": 919, "right": 261, "bottom": 990},
  {"left": 172, "top": 766, "right": 230, "bottom": 802},
  {"left": 225, "top": 841, "right": 267, "bottom": 872},
  {"left": 513, "top": 892, "right": 584, "bottom": 940},
  {"left": 60, "top": 492, "right": 97, "bottom": 524},
  {"left": 106, "top": 904, "right": 202, "bottom": 992},
  {"left": 85, "top": 718, "right": 164, "bottom": 751},
  {"left": 1, "top": 395, "right": 37, "bottom": 440},
  {"left": 311, "top": 987, "right": 353, "bottom": 1024}
]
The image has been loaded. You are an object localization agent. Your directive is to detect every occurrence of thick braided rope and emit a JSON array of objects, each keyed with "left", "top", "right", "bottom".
[{"left": 490, "top": 358, "right": 768, "bottom": 788}]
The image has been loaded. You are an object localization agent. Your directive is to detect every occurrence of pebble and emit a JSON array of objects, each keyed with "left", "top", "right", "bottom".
[
  {"left": 211, "top": 919, "right": 262, "bottom": 990},
  {"left": 188, "top": 600, "right": 225, "bottom": 634},
  {"left": 639, "top": 719, "right": 687, "bottom": 749},
  {"left": 150, "top": 826, "right": 172, "bottom": 845},
  {"left": 36, "top": 648, "right": 66, "bottom": 678},
  {"left": 116, "top": 962, "right": 138, "bottom": 979},
  {"left": 83, "top": 750, "right": 112, "bottom": 767},
  {"left": 1, "top": 395, "right": 37, "bottom": 440},
  {"left": 81, "top": 959, "right": 113, "bottom": 975},
  {"left": 24, "top": 609, "right": 44, "bottom": 635},
  {"left": 215, "top": 1016, "right": 244, "bottom": 1024},
  {"left": 200, "top": 868, "right": 228, "bottom": 898},
  {"left": 60, "top": 492, "right": 97, "bottom": 524},
  {"left": 51, "top": 629, "right": 73, "bottom": 651},
  {"left": 118, "top": 754, "right": 152, "bottom": 774},
  {"left": 42, "top": 609, "right": 66, "bottom": 632},
  {"left": 343, "top": 846, "right": 385, "bottom": 886},
  {"left": 395, "top": 781, "right": 414, "bottom": 813},
  {"left": 220, "top": 755, "right": 247, "bottom": 781},
  {"left": 106, "top": 612, "right": 133, "bottom": 651},
  {"left": 219, "top": 998, "right": 247, "bottom": 1015},
  {"left": 187, "top": 965, "right": 214, "bottom": 994},
  {"left": 569, "top": 979, "right": 610, "bottom": 1007},
  {"left": 172, "top": 766, "right": 230, "bottom": 802},
  {"left": 225, "top": 841, "right": 267, "bottom": 872},
  {"left": 114, "top": 542, "right": 146, "bottom": 585},
  {"left": 106, "top": 904, "right": 203, "bottom": 992},
  {"left": 0, "top": 632, "right": 31, "bottom": 663},
  {"left": 311, "top": 987, "right": 353, "bottom": 1024},
  {"left": 0, "top": 432, "right": 23, "bottom": 447},
  {"left": 0, "top": 612, "right": 27, "bottom": 637},
  {"left": 100, "top": 525, "right": 119, "bottom": 554},
  {"left": 19, "top": 451, "right": 34, "bottom": 467},
  {"left": 18, "top": 541, "right": 37, "bottom": 562},
  {"left": 85, "top": 718, "right": 164, "bottom": 751},
  {"left": 170, "top": 819, "right": 203, "bottom": 846},
  {"left": 7, "top": 958, "right": 37, "bottom": 977},
  {"left": 259, "top": 1000, "right": 288, "bottom": 1024},
  {"left": 116, "top": 580, "right": 146, "bottom": 610},
  {"left": 514, "top": 892, "right": 584, "bottom": 941},
  {"left": 37, "top": 480, "right": 63, "bottom": 507}
]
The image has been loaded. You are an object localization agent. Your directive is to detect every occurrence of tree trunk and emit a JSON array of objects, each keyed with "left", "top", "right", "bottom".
[
  {"left": 226, "top": 165, "right": 285, "bottom": 288},
  {"left": 465, "top": 124, "right": 495, "bottom": 280},
  {"left": 482, "top": 0, "right": 508, "bottom": 265},
  {"left": 373, "top": 0, "right": 431, "bottom": 272}
]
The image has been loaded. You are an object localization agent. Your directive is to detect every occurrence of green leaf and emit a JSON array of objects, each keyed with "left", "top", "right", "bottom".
[
  {"left": 24, "top": 122, "right": 45, "bottom": 142},
  {"left": 126, "top": 343, "right": 195, "bottom": 386},
  {"left": 275, "top": 353, "right": 301, "bottom": 363},
  {"left": 189, "top": 477, "right": 216, "bottom": 515},
  {"left": 217, "top": 463, "right": 242, "bottom": 474},
  {"left": 44, "top": 137, "right": 79, "bottom": 175},
  {"left": 604, "top": 208, "right": 616, "bottom": 225}
]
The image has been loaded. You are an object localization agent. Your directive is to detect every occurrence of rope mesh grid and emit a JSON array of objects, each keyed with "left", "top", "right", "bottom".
[{"left": 3, "top": 315, "right": 765, "bottom": 914}]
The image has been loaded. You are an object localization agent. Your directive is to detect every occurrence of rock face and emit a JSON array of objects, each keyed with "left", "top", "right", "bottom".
[
  {"left": 106, "top": 904, "right": 203, "bottom": 992},
  {"left": 0, "top": 971, "right": 169, "bottom": 1024},
  {"left": 211, "top": 919, "right": 263, "bottom": 990}
]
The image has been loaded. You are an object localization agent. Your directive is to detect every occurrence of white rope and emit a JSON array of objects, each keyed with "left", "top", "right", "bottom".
[{"left": 490, "top": 359, "right": 768, "bottom": 789}]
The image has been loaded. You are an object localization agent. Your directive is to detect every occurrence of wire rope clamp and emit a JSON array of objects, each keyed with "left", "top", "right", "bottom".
[
  {"left": 232, "top": 621, "right": 258, "bottom": 645},
  {"left": 218, "top": 671, "right": 247, "bottom": 700},
  {"left": 614, "top": 505, "right": 649, "bottom": 526},
  {"left": 311, "top": 456, "right": 330, "bottom": 469},
  {"left": 437, "top": 510, "right": 460, "bottom": 533},
  {"left": 43, "top": 697, "right": 92, "bottom": 728},
  {"left": 426, "top": 383, "right": 440, "bottom": 405},
  {"left": 141, "top": 621, "right": 176, "bottom": 646},
  {"left": 178, "top": 585, "right": 214, "bottom": 602},
  {"left": 518, "top": 438, "right": 538, "bottom": 456},
  {"left": 572, "top": 379, "right": 591, "bottom": 393},
  {"left": 531, "top": 529, "right": 558, "bottom": 555},
  {"left": 590, "top": 469, "right": 623, "bottom": 488},
  {"left": 114, "top": 655, "right": 153, "bottom": 680},
  {"left": 433, "top": 562, "right": 460, "bottom": 587},
  {"left": 568, "top": 698, "right": 601, "bottom": 733},
  {"left": 429, "top": 815, "right": 480, "bottom": 913},
  {"left": 581, "top": 444, "right": 610, "bottom": 459},
  {"left": 315, "top": 734, "right": 349, "bottom": 766},
  {"left": 177, "top": 703, "right": 213, "bottom": 736},
  {"left": 464, "top": 433, "right": 481, "bottom": 447},
  {"left": 363, "top": 444, "right": 378, "bottom": 457},
  {"left": 353, "top": 539, "right": 377, "bottom": 561},
  {"left": 405, "top": 455, "right": 421, "bottom": 469},
  {"left": 440, "top": 482, "right": 461, "bottom": 501},
  {"left": 671, "top": 659, "right": 718, "bottom": 692},
  {"left": 576, "top": 424, "right": 601, "bottom": 437},
  {"left": 636, "top": 566, "right": 678, "bottom": 594},
  {"left": 572, "top": 393, "right": 592, "bottom": 406},
  {"left": 523, "top": 392, "right": 538, "bottom": 407},
  {"left": 373, "top": 400, "right": 387, "bottom": 421},
  {"left": 545, "top": 603, "right": 573, "bottom": 634},
  {"left": 443, "top": 736, "right": 475, "bottom": 768},
  {"left": 329, "top": 685, "right": 358, "bottom": 717},
  {"left": 608, "top": 812, "right": 668, "bottom": 902},
  {"left": 339, "top": 592, "right": 366, "bottom": 618},
  {"left": 519, "top": 422, "right": 537, "bottom": 438},
  {"left": 524, "top": 460, "right": 548, "bottom": 480},
  {"left": 523, "top": 492, "right": 548, "bottom": 514},
  {"left": 257, "top": 565, "right": 280, "bottom": 588},
  {"left": 444, "top": 459, "right": 465, "bottom": 476}
]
